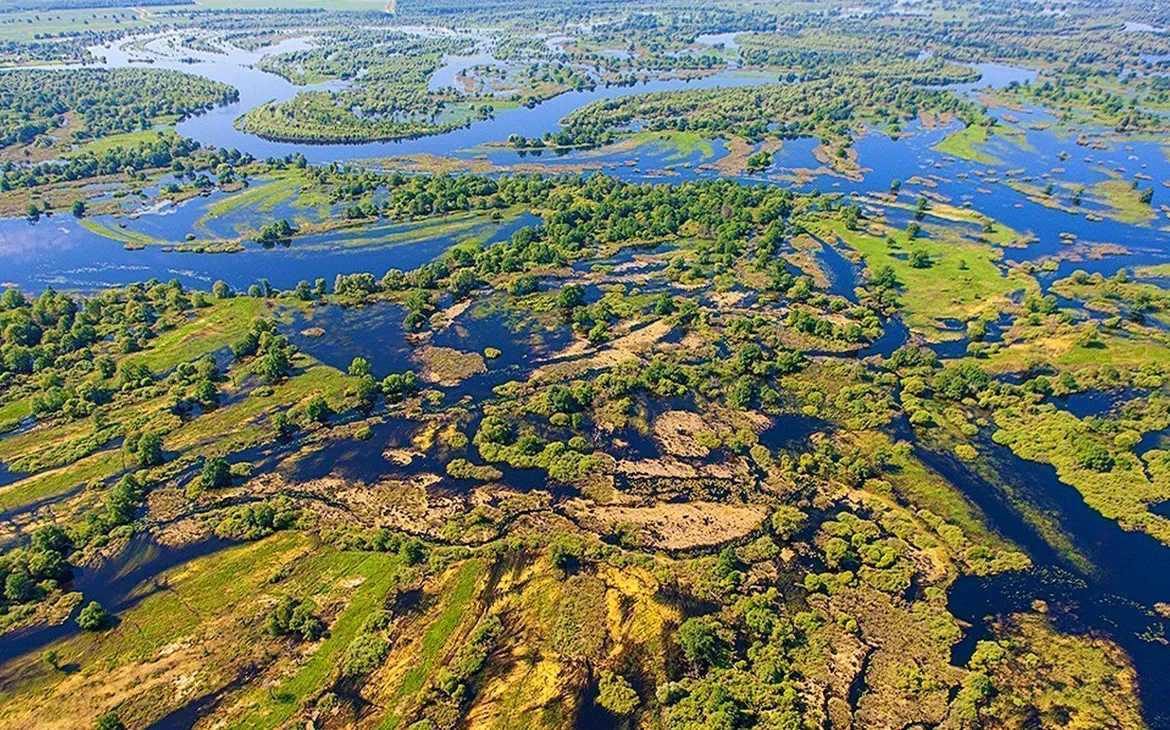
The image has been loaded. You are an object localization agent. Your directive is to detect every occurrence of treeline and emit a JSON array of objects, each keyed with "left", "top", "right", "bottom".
[
  {"left": 0, "top": 135, "right": 205, "bottom": 189},
  {"left": 548, "top": 77, "right": 971, "bottom": 147},
  {"left": 4, "top": 0, "right": 188, "bottom": 9}
]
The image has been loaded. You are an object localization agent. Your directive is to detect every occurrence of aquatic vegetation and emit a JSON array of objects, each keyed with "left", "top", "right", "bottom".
[{"left": 933, "top": 122, "right": 999, "bottom": 165}]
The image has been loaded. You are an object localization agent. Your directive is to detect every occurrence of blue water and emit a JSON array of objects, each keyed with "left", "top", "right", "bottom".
[
  {"left": 0, "top": 210, "right": 538, "bottom": 292},
  {"left": 934, "top": 436, "right": 1170, "bottom": 728}
]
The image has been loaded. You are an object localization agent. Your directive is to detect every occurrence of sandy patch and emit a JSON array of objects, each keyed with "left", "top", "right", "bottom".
[
  {"left": 581, "top": 501, "right": 768, "bottom": 550},
  {"left": 414, "top": 345, "right": 487, "bottom": 386}
]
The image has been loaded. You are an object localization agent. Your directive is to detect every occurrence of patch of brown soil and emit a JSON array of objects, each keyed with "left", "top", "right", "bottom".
[{"left": 577, "top": 501, "right": 768, "bottom": 550}]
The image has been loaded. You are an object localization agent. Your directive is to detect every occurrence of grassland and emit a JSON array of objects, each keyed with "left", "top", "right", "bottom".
[
  {"left": 1090, "top": 179, "right": 1157, "bottom": 225},
  {"left": 68, "top": 128, "right": 181, "bottom": 158},
  {"left": 933, "top": 123, "right": 998, "bottom": 164},
  {"left": 807, "top": 216, "right": 1037, "bottom": 338},
  {"left": 0, "top": 8, "right": 151, "bottom": 43}
]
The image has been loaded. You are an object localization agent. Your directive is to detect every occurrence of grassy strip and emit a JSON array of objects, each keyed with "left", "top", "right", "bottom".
[
  {"left": 80, "top": 219, "right": 172, "bottom": 247},
  {"left": 123, "top": 298, "right": 266, "bottom": 374},
  {"left": 381, "top": 559, "right": 485, "bottom": 729},
  {"left": 0, "top": 449, "right": 123, "bottom": 513},
  {"left": 234, "top": 549, "right": 406, "bottom": 730}
]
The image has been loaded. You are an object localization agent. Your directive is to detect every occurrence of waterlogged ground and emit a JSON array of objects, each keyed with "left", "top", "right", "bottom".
[{"left": 1, "top": 21, "right": 1170, "bottom": 730}]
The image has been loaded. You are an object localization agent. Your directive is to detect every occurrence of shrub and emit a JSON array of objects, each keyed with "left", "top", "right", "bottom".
[
  {"left": 676, "top": 617, "right": 729, "bottom": 668},
  {"left": 199, "top": 456, "right": 232, "bottom": 490},
  {"left": 76, "top": 601, "right": 109, "bottom": 631},
  {"left": 265, "top": 595, "right": 326, "bottom": 641},
  {"left": 597, "top": 671, "right": 639, "bottom": 715}
]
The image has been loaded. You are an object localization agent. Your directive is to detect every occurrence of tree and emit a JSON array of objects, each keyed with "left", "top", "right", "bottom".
[
  {"left": 354, "top": 375, "right": 380, "bottom": 412},
  {"left": 254, "top": 219, "right": 296, "bottom": 243},
  {"left": 265, "top": 596, "right": 326, "bottom": 641},
  {"left": 348, "top": 357, "right": 371, "bottom": 378},
  {"left": 597, "top": 671, "right": 640, "bottom": 715},
  {"left": 934, "top": 362, "right": 990, "bottom": 400},
  {"left": 135, "top": 431, "right": 164, "bottom": 468},
  {"left": 71, "top": 200, "right": 86, "bottom": 218},
  {"left": 654, "top": 292, "right": 675, "bottom": 315},
  {"left": 105, "top": 474, "right": 143, "bottom": 525},
  {"left": 42, "top": 648, "right": 60, "bottom": 671},
  {"left": 908, "top": 249, "right": 931, "bottom": 268},
  {"left": 76, "top": 601, "right": 110, "bottom": 631},
  {"left": 256, "top": 349, "right": 291, "bottom": 384},
  {"left": 199, "top": 456, "right": 232, "bottom": 490},
  {"left": 305, "top": 395, "right": 331, "bottom": 423},
  {"left": 4, "top": 570, "right": 33, "bottom": 602},
  {"left": 193, "top": 378, "right": 218, "bottom": 407},
  {"left": 448, "top": 268, "right": 477, "bottom": 298},
  {"left": 382, "top": 371, "right": 420, "bottom": 401},
  {"left": 558, "top": 284, "right": 585, "bottom": 310},
  {"left": 676, "top": 617, "right": 729, "bottom": 668},
  {"left": 272, "top": 411, "right": 296, "bottom": 438}
]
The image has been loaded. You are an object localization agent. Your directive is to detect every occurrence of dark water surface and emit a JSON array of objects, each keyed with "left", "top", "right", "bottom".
[
  {"left": 0, "top": 535, "right": 230, "bottom": 667},
  {"left": 924, "top": 438, "right": 1170, "bottom": 728}
]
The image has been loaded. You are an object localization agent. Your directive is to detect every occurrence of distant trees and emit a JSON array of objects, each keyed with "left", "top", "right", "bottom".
[{"left": 0, "top": 68, "right": 237, "bottom": 150}]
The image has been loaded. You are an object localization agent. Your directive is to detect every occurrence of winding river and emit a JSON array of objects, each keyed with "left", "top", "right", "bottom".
[{"left": 1, "top": 32, "right": 1166, "bottom": 292}]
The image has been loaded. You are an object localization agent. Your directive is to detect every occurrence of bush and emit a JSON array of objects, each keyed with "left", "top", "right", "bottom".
[
  {"left": 597, "top": 671, "right": 639, "bottom": 715},
  {"left": 94, "top": 712, "right": 125, "bottom": 730},
  {"left": 676, "top": 617, "right": 729, "bottom": 668},
  {"left": 199, "top": 456, "right": 232, "bottom": 490},
  {"left": 305, "top": 395, "right": 332, "bottom": 423},
  {"left": 771, "top": 505, "right": 807, "bottom": 541},
  {"left": 1073, "top": 435, "right": 1114, "bottom": 472},
  {"left": 76, "top": 601, "right": 109, "bottom": 631},
  {"left": 445, "top": 459, "right": 503, "bottom": 481},
  {"left": 343, "top": 632, "right": 390, "bottom": 677},
  {"left": 265, "top": 595, "right": 326, "bottom": 641}
]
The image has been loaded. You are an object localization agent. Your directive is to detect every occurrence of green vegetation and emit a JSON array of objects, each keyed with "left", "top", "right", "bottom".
[
  {"left": 933, "top": 122, "right": 998, "bottom": 164},
  {"left": 0, "top": 68, "right": 236, "bottom": 149},
  {"left": 0, "top": 2, "right": 1168, "bottom": 729}
]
